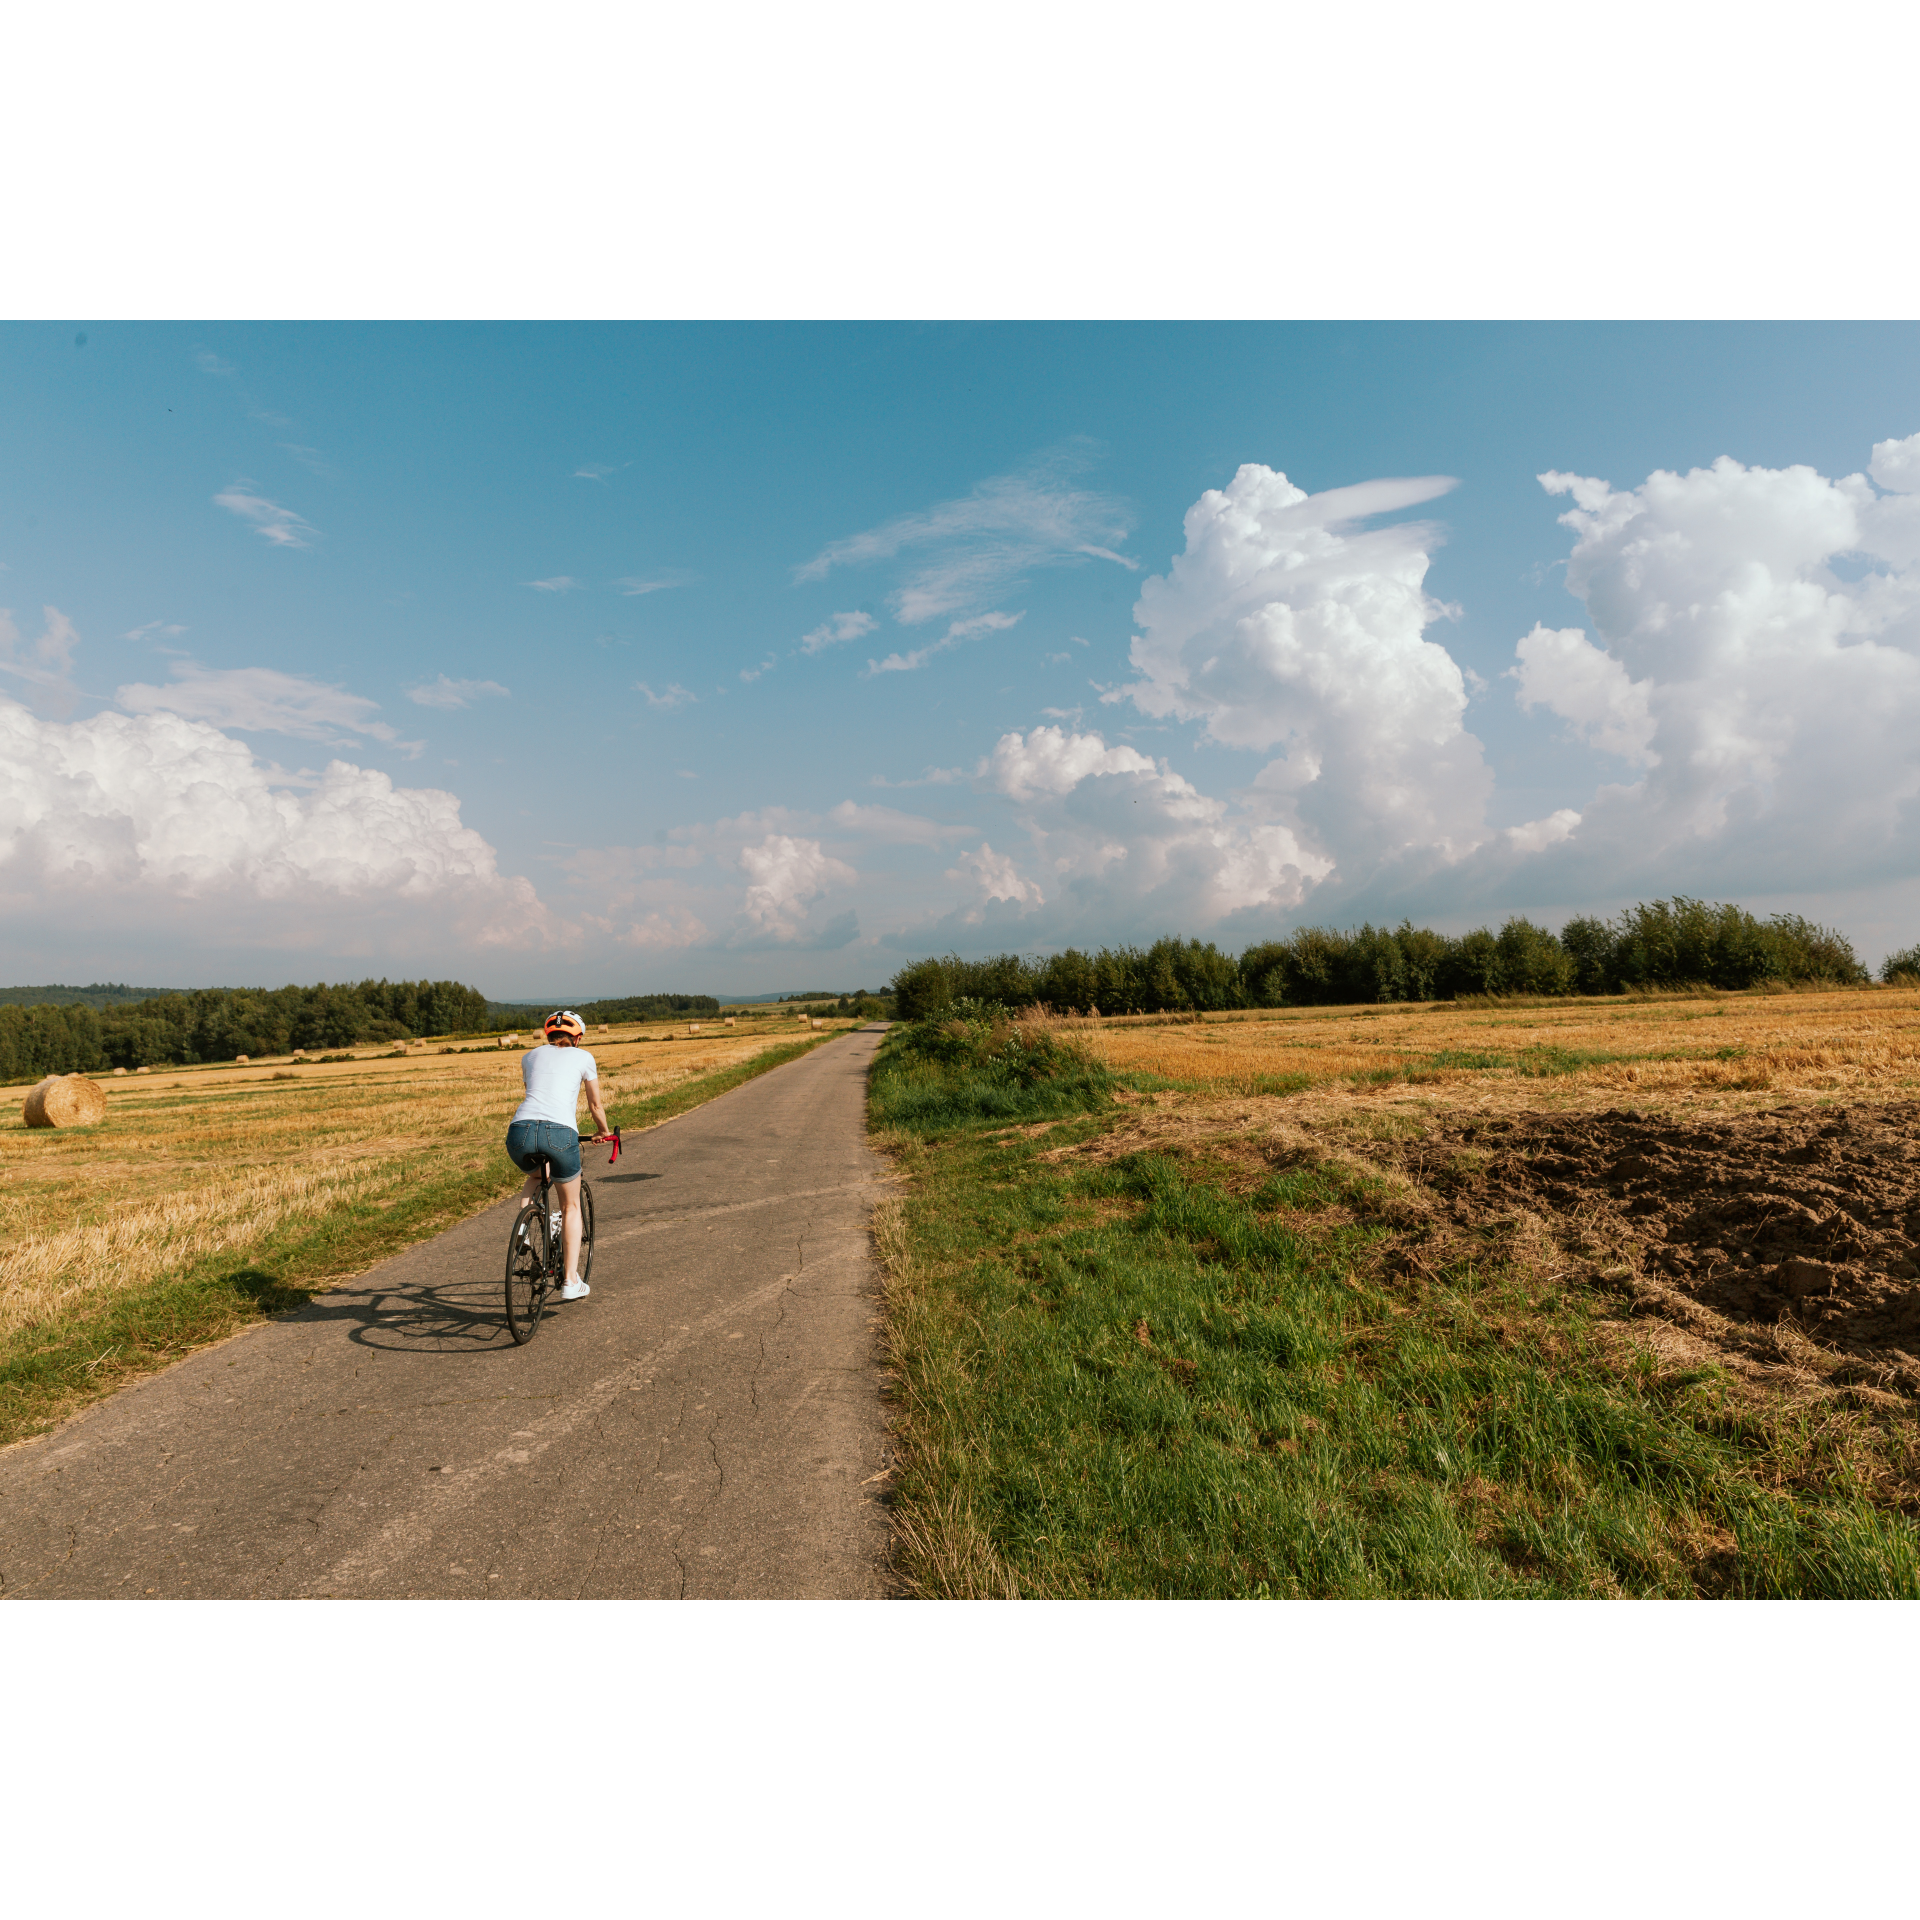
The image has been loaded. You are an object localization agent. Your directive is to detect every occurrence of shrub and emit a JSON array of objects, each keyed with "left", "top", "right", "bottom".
[{"left": 1882, "top": 944, "right": 1920, "bottom": 984}]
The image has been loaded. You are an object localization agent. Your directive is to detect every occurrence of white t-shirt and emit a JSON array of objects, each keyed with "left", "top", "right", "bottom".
[{"left": 511, "top": 1044, "right": 600, "bottom": 1130}]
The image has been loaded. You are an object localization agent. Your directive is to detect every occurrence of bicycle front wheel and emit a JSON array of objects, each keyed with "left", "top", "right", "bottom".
[
  {"left": 505, "top": 1206, "right": 548, "bottom": 1344},
  {"left": 578, "top": 1181, "right": 595, "bottom": 1285}
]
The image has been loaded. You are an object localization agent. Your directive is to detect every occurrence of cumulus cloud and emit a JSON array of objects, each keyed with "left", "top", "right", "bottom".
[
  {"left": 1509, "top": 624, "right": 1656, "bottom": 763},
  {"left": 406, "top": 675, "right": 511, "bottom": 710},
  {"left": 1118, "top": 464, "right": 1491, "bottom": 887},
  {"left": 1487, "top": 448, "right": 1920, "bottom": 896},
  {"left": 738, "top": 834, "right": 858, "bottom": 945},
  {"left": 799, "top": 610, "right": 877, "bottom": 654},
  {"left": 967, "top": 725, "right": 1332, "bottom": 938},
  {"left": 797, "top": 449, "right": 1136, "bottom": 624},
  {"left": 0, "top": 694, "right": 568, "bottom": 957},
  {"left": 867, "top": 610, "right": 1022, "bottom": 676},
  {"left": 117, "top": 662, "right": 416, "bottom": 750},
  {"left": 947, "top": 842, "right": 1044, "bottom": 910},
  {"left": 214, "top": 484, "right": 317, "bottom": 549}
]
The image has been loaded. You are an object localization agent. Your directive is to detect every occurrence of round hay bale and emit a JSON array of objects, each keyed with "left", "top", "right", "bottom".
[
  {"left": 136, "top": 1065, "right": 151, "bottom": 1074},
  {"left": 113, "top": 1066, "right": 127, "bottom": 1076},
  {"left": 24, "top": 1074, "right": 108, "bottom": 1129},
  {"left": 235, "top": 1054, "right": 249, "bottom": 1064}
]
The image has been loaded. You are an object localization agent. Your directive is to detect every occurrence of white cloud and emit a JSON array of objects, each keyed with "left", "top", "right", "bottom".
[
  {"left": 799, "top": 609, "right": 876, "bottom": 654},
  {"left": 214, "top": 484, "right": 317, "bottom": 550},
  {"left": 1509, "top": 624, "right": 1656, "bottom": 763},
  {"left": 983, "top": 723, "right": 1156, "bottom": 802},
  {"left": 797, "top": 449, "right": 1136, "bottom": 624},
  {"left": 1491, "top": 450, "right": 1920, "bottom": 894},
  {"left": 406, "top": 675, "right": 511, "bottom": 710},
  {"left": 739, "top": 654, "right": 777, "bottom": 684},
  {"left": 574, "top": 463, "right": 627, "bottom": 481},
  {"left": 1119, "top": 463, "right": 1491, "bottom": 886},
  {"left": 612, "top": 575, "right": 685, "bottom": 596},
  {"left": 117, "top": 662, "right": 415, "bottom": 749},
  {"left": 634, "top": 681, "right": 696, "bottom": 710},
  {"left": 122, "top": 620, "right": 188, "bottom": 643},
  {"left": 195, "top": 351, "right": 235, "bottom": 376},
  {"left": 967, "top": 725, "right": 1332, "bottom": 936},
  {"left": 866, "top": 609, "right": 1022, "bottom": 676},
  {"left": 526, "top": 576, "right": 583, "bottom": 593},
  {"left": 738, "top": 834, "right": 857, "bottom": 944},
  {"left": 947, "top": 842, "right": 1044, "bottom": 910},
  {"left": 279, "top": 443, "right": 332, "bottom": 477},
  {"left": 0, "top": 694, "right": 569, "bottom": 957},
  {"left": 0, "top": 605, "right": 81, "bottom": 701},
  {"left": 1869, "top": 431, "right": 1920, "bottom": 495}
]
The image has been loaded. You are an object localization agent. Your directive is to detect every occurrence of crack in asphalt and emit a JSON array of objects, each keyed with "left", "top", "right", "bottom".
[{"left": 307, "top": 1272, "right": 796, "bottom": 1595}]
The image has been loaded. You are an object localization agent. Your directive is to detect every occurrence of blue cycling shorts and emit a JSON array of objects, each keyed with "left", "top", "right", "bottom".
[{"left": 506, "top": 1117, "right": 581, "bottom": 1182}]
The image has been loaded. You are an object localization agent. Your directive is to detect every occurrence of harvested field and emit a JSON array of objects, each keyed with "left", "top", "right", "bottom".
[
  {"left": 1046, "top": 985, "right": 1920, "bottom": 1405},
  {"left": 1073, "top": 984, "right": 1920, "bottom": 1107}
]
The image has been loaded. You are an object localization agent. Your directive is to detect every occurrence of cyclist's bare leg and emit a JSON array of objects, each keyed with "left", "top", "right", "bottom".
[{"left": 555, "top": 1174, "right": 583, "bottom": 1279}]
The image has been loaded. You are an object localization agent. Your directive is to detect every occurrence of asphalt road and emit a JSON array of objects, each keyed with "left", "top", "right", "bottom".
[{"left": 0, "top": 1028, "right": 896, "bottom": 1599}]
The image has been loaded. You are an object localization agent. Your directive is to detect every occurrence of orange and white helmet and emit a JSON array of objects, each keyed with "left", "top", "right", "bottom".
[{"left": 543, "top": 1009, "right": 587, "bottom": 1041}]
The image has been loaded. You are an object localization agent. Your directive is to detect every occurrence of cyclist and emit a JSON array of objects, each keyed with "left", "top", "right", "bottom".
[{"left": 505, "top": 1010, "right": 610, "bottom": 1301}]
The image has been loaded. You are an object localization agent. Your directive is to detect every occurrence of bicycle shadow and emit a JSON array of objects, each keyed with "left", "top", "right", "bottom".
[
  {"left": 274, "top": 1272, "right": 527, "bottom": 1353},
  {"left": 600, "top": 1170, "right": 663, "bottom": 1184}
]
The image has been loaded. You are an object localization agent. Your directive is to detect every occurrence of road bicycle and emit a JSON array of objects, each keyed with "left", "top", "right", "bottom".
[{"left": 504, "top": 1128, "right": 621, "bottom": 1344}]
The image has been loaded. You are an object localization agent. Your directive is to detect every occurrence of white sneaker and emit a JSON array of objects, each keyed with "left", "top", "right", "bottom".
[{"left": 555, "top": 1276, "right": 591, "bottom": 1302}]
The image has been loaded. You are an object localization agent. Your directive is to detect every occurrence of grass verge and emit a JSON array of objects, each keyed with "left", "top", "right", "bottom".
[
  {"left": 0, "top": 1032, "right": 835, "bottom": 1449},
  {"left": 871, "top": 1034, "right": 1920, "bottom": 1598}
]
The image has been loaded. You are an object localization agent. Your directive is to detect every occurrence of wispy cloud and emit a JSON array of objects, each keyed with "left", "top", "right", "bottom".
[
  {"left": 866, "top": 610, "right": 1023, "bottom": 676},
  {"left": 406, "top": 675, "right": 511, "bottom": 710},
  {"left": 635, "top": 681, "right": 696, "bottom": 710},
  {"left": 739, "top": 654, "right": 778, "bottom": 684},
  {"left": 214, "top": 483, "right": 318, "bottom": 549},
  {"left": 0, "top": 605, "right": 82, "bottom": 706},
  {"left": 612, "top": 573, "right": 690, "bottom": 596},
  {"left": 796, "top": 448, "right": 1135, "bottom": 624},
  {"left": 799, "top": 609, "right": 876, "bottom": 654},
  {"left": 123, "top": 619, "right": 188, "bottom": 643},
  {"left": 526, "top": 576, "right": 583, "bottom": 593},
  {"left": 195, "top": 350, "right": 236, "bottom": 376},
  {"left": 279, "top": 443, "right": 333, "bottom": 477},
  {"left": 574, "top": 462, "right": 629, "bottom": 481},
  {"left": 868, "top": 766, "right": 967, "bottom": 788},
  {"left": 117, "top": 660, "right": 420, "bottom": 751}
]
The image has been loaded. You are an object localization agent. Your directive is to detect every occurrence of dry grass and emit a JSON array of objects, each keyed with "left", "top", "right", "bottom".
[
  {"left": 0, "top": 1013, "right": 836, "bottom": 1343},
  {"left": 1068, "top": 984, "right": 1920, "bottom": 1124}
]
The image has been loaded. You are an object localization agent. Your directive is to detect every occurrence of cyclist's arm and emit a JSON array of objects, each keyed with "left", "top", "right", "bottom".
[{"left": 583, "top": 1076, "right": 609, "bottom": 1136}]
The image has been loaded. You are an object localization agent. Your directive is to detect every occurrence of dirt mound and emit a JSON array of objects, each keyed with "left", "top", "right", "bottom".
[{"left": 1374, "top": 1101, "right": 1920, "bottom": 1370}]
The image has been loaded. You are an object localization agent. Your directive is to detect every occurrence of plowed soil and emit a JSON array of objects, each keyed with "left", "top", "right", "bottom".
[{"left": 1368, "top": 1101, "right": 1920, "bottom": 1385}]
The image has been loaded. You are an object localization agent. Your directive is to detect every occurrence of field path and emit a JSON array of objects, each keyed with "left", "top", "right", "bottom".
[{"left": 0, "top": 1028, "right": 895, "bottom": 1599}]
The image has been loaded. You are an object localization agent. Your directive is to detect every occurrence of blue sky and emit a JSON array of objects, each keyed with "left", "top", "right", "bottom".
[{"left": 5, "top": 321, "right": 1920, "bottom": 994}]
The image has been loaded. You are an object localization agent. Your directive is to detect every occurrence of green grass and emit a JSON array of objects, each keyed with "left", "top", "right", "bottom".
[
  {"left": 871, "top": 1036, "right": 1920, "bottom": 1598},
  {"left": 0, "top": 1033, "right": 835, "bottom": 1449}
]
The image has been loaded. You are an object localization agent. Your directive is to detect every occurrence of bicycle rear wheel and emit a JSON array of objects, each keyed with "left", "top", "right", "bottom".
[
  {"left": 505, "top": 1206, "right": 548, "bottom": 1344},
  {"left": 578, "top": 1181, "right": 595, "bottom": 1285}
]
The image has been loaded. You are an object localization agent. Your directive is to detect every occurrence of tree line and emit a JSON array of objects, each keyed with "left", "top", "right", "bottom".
[
  {"left": 0, "top": 978, "right": 493, "bottom": 1080},
  {"left": 890, "top": 898, "right": 1881, "bottom": 1021}
]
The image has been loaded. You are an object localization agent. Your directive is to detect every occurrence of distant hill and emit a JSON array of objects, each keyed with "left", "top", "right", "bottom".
[{"left": 0, "top": 983, "right": 178, "bottom": 1010}]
